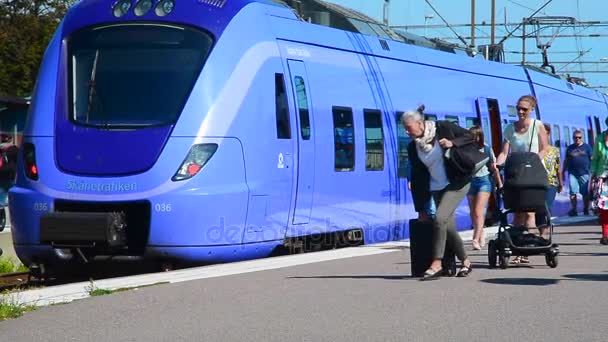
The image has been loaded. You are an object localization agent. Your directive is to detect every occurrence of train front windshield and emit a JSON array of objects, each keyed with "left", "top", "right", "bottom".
[{"left": 68, "top": 24, "right": 213, "bottom": 128}]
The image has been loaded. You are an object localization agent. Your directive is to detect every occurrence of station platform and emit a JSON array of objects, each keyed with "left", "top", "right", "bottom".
[{"left": 1, "top": 216, "right": 607, "bottom": 341}]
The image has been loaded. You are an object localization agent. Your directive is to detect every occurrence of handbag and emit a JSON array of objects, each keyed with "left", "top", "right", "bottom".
[{"left": 444, "top": 142, "right": 489, "bottom": 178}]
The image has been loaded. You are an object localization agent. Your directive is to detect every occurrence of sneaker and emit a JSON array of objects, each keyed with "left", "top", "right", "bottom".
[
  {"left": 601, "top": 237, "right": 608, "bottom": 245},
  {"left": 583, "top": 209, "right": 590, "bottom": 216},
  {"left": 568, "top": 209, "right": 578, "bottom": 217}
]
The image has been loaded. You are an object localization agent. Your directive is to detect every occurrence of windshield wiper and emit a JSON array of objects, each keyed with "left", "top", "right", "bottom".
[{"left": 84, "top": 50, "right": 100, "bottom": 124}]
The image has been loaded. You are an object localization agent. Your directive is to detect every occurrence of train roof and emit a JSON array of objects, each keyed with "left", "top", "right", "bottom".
[{"left": 277, "top": 0, "right": 472, "bottom": 56}]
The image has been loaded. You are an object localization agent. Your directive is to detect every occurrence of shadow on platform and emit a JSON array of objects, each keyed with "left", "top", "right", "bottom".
[
  {"left": 480, "top": 278, "right": 559, "bottom": 286},
  {"left": 562, "top": 273, "right": 608, "bottom": 282},
  {"left": 287, "top": 274, "right": 415, "bottom": 281}
]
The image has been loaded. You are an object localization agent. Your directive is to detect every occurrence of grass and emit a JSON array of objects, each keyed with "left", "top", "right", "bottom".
[
  {"left": 0, "top": 291, "right": 36, "bottom": 320},
  {"left": 0, "top": 256, "right": 28, "bottom": 274}
]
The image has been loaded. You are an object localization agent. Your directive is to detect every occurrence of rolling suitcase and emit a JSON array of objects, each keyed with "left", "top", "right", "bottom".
[{"left": 409, "top": 219, "right": 457, "bottom": 277}]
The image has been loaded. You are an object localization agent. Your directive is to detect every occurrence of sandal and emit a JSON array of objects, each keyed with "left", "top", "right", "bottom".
[
  {"left": 456, "top": 265, "right": 472, "bottom": 277},
  {"left": 510, "top": 256, "right": 522, "bottom": 264},
  {"left": 421, "top": 267, "right": 443, "bottom": 281},
  {"left": 519, "top": 256, "right": 530, "bottom": 264}
]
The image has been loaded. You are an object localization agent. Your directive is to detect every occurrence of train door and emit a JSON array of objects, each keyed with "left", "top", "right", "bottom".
[
  {"left": 287, "top": 60, "right": 315, "bottom": 225},
  {"left": 476, "top": 98, "right": 503, "bottom": 224},
  {"left": 476, "top": 98, "right": 503, "bottom": 154}
]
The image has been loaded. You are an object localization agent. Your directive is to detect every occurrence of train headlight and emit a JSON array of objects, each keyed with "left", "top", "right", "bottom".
[
  {"left": 172, "top": 143, "right": 218, "bottom": 181},
  {"left": 112, "top": 0, "right": 131, "bottom": 18},
  {"left": 155, "top": 0, "right": 175, "bottom": 16},
  {"left": 134, "top": 0, "right": 153, "bottom": 16},
  {"left": 23, "top": 143, "right": 39, "bottom": 181}
]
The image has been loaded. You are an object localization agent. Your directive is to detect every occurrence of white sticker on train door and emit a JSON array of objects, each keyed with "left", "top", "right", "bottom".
[{"left": 277, "top": 153, "right": 285, "bottom": 169}]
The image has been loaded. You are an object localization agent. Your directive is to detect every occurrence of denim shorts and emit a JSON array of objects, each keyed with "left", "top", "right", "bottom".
[
  {"left": 468, "top": 175, "right": 492, "bottom": 196},
  {"left": 569, "top": 173, "right": 590, "bottom": 196}
]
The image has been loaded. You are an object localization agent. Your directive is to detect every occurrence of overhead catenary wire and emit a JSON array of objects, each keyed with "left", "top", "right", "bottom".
[
  {"left": 498, "top": 0, "right": 554, "bottom": 45},
  {"left": 423, "top": 0, "right": 469, "bottom": 47}
]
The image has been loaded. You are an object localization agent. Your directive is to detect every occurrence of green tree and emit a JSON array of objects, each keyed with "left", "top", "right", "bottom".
[{"left": 0, "top": 0, "right": 78, "bottom": 96}]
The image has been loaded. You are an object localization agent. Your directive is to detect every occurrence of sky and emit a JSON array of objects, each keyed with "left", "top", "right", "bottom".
[{"left": 324, "top": 0, "right": 608, "bottom": 91}]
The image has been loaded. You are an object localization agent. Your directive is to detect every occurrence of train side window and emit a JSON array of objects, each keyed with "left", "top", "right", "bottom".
[
  {"left": 564, "top": 126, "right": 571, "bottom": 146},
  {"left": 445, "top": 115, "right": 459, "bottom": 125},
  {"left": 425, "top": 114, "right": 437, "bottom": 121},
  {"left": 333, "top": 107, "right": 355, "bottom": 172},
  {"left": 364, "top": 109, "right": 384, "bottom": 171},
  {"left": 294, "top": 76, "right": 310, "bottom": 140},
  {"left": 594, "top": 116, "right": 602, "bottom": 136},
  {"left": 507, "top": 105, "right": 517, "bottom": 117},
  {"left": 275, "top": 74, "right": 291, "bottom": 139},
  {"left": 465, "top": 117, "right": 478, "bottom": 128},
  {"left": 396, "top": 111, "right": 410, "bottom": 178},
  {"left": 552, "top": 124, "right": 560, "bottom": 148},
  {"left": 545, "top": 123, "right": 553, "bottom": 145}
]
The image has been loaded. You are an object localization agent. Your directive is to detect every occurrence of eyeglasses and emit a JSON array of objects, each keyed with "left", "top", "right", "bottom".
[
  {"left": 516, "top": 106, "right": 531, "bottom": 111},
  {"left": 574, "top": 136, "right": 583, "bottom": 140}
]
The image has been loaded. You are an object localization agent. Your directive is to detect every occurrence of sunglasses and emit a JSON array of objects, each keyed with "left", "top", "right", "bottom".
[
  {"left": 574, "top": 136, "right": 583, "bottom": 140},
  {"left": 516, "top": 106, "right": 531, "bottom": 111}
]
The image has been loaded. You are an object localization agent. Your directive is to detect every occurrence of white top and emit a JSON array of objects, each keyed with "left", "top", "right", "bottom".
[
  {"left": 503, "top": 119, "right": 542, "bottom": 153},
  {"left": 417, "top": 141, "right": 449, "bottom": 191}
]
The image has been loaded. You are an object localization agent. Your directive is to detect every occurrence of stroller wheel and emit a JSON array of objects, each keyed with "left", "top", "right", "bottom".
[
  {"left": 499, "top": 254, "right": 509, "bottom": 269},
  {"left": 545, "top": 253, "right": 558, "bottom": 268},
  {"left": 488, "top": 240, "right": 497, "bottom": 268}
]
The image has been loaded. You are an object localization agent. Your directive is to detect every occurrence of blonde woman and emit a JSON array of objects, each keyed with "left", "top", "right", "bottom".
[{"left": 495, "top": 95, "right": 549, "bottom": 263}]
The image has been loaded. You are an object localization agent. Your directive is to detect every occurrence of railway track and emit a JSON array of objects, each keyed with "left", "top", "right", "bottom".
[{"left": 0, "top": 271, "right": 31, "bottom": 291}]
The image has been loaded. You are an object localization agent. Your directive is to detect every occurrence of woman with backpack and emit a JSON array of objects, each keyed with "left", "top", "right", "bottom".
[{"left": 467, "top": 125, "right": 502, "bottom": 250}]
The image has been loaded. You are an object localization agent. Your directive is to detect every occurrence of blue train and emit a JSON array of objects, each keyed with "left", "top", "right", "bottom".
[{"left": 10, "top": 0, "right": 608, "bottom": 272}]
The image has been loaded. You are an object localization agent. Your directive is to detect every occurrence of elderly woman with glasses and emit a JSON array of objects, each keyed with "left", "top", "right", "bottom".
[
  {"left": 496, "top": 95, "right": 549, "bottom": 263},
  {"left": 402, "top": 109, "right": 476, "bottom": 280}
]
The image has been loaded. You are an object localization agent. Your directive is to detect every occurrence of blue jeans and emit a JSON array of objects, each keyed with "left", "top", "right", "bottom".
[
  {"left": 536, "top": 185, "right": 558, "bottom": 227},
  {"left": 569, "top": 174, "right": 590, "bottom": 197}
]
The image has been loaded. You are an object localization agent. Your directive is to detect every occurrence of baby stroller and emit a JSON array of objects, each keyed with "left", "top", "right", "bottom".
[{"left": 487, "top": 152, "right": 560, "bottom": 269}]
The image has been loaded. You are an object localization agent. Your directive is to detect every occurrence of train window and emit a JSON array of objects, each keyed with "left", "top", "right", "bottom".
[
  {"left": 564, "top": 126, "right": 571, "bottom": 146},
  {"left": 545, "top": 123, "right": 553, "bottom": 145},
  {"left": 364, "top": 110, "right": 384, "bottom": 171},
  {"left": 445, "top": 115, "right": 459, "bottom": 125},
  {"left": 275, "top": 74, "right": 290, "bottom": 139},
  {"left": 465, "top": 117, "right": 478, "bottom": 128},
  {"left": 594, "top": 116, "right": 602, "bottom": 135},
  {"left": 425, "top": 114, "right": 437, "bottom": 121},
  {"left": 294, "top": 76, "right": 311, "bottom": 140},
  {"left": 507, "top": 105, "right": 517, "bottom": 117},
  {"left": 68, "top": 24, "right": 213, "bottom": 128},
  {"left": 482, "top": 117, "right": 491, "bottom": 143},
  {"left": 553, "top": 124, "right": 561, "bottom": 148},
  {"left": 333, "top": 107, "right": 355, "bottom": 172},
  {"left": 396, "top": 111, "right": 410, "bottom": 178}
]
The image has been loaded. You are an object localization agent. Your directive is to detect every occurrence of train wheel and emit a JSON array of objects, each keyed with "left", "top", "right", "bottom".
[{"left": 0, "top": 207, "right": 5, "bottom": 232}]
